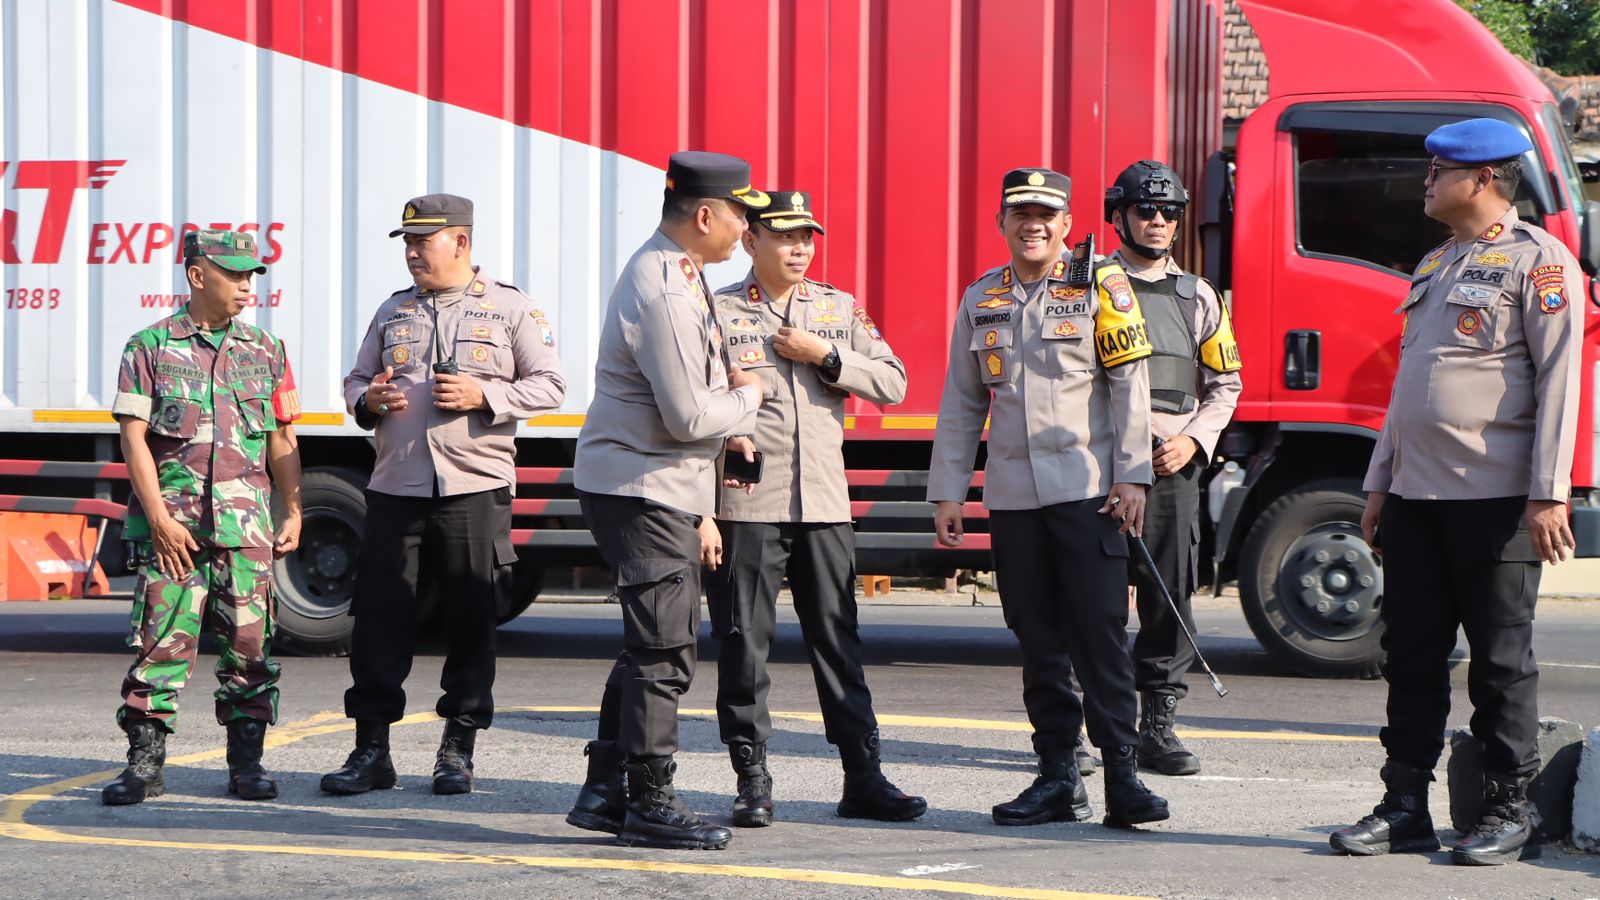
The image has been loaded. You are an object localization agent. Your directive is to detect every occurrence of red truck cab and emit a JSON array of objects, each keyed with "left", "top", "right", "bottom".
[{"left": 1207, "top": 0, "right": 1600, "bottom": 673}]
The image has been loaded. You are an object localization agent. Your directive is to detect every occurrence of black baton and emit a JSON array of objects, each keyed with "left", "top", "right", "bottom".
[{"left": 1129, "top": 530, "right": 1228, "bottom": 699}]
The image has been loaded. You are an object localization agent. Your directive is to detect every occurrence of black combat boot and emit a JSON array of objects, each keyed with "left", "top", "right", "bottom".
[
  {"left": 728, "top": 741, "right": 774, "bottom": 827},
  {"left": 992, "top": 736, "right": 1092, "bottom": 826},
  {"left": 432, "top": 720, "right": 476, "bottom": 795},
  {"left": 1137, "top": 691, "right": 1201, "bottom": 776},
  {"left": 101, "top": 719, "right": 167, "bottom": 806},
  {"left": 1329, "top": 759, "right": 1441, "bottom": 856},
  {"left": 618, "top": 756, "right": 733, "bottom": 850},
  {"left": 1074, "top": 729, "right": 1097, "bottom": 777},
  {"left": 566, "top": 740, "right": 626, "bottom": 834},
  {"left": 1450, "top": 772, "right": 1539, "bottom": 865},
  {"left": 225, "top": 719, "right": 278, "bottom": 801},
  {"left": 1101, "top": 745, "right": 1171, "bottom": 828},
  {"left": 320, "top": 721, "right": 397, "bottom": 795},
  {"left": 836, "top": 730, "right": 927, "bottom": 821}
]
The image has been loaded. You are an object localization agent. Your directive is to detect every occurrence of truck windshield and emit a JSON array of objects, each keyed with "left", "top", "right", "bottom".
[{"left": 1540, "top": 102, "right": 1585, "bottom": 211}]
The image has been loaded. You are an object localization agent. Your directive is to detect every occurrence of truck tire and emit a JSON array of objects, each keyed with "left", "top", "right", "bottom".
[
  {"left": 273, "top": 467, "right": 368, "bottom": 657},
  {"left": 497, "top": 556, "right": 544, "bottom": 625},
  {"left": 1238, "top": 479, "right": 1385, "bottom": 678}
]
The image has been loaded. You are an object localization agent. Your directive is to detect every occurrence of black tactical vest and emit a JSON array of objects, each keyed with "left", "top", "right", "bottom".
[{"left": 1138, "top": 272, "right": 1201, "bottom": 414}]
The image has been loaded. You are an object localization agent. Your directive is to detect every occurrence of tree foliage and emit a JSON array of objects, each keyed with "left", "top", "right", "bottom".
[{"left": 1457, "top": 0, "right": 1600, "bottom": 74}]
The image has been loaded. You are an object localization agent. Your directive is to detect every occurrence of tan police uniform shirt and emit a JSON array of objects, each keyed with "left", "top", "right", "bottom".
[
  {"left": 1364, "top": 208, "right": 1582, "bottom": 502},
  {"left": 713, "top": 272, "right": 907, "bottom": 523},
  {"left": 343, "top": 270, "right": 566, "bottom": 496},
  {"left": 1111, "top": 250, "right": 1243, "bottom": 464},
  {"left": 927, "top": 256, "right": 1155, "bottom": 508},
  {"left": 574, "top": 230, "right": 762, "bottom": 518}
]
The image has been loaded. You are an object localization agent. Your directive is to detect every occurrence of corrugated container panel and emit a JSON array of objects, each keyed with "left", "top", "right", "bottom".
[{"left": 2, "top": 0, "right": 1223, "bottom": 433}]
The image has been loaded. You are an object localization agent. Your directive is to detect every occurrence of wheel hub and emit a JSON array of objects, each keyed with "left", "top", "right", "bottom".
[
  {"left": 1280, "top": 526, "right": 1383, "bottom": 641},
  {"left": 275, "top": 505, "right": 361, "bottom": 619}
]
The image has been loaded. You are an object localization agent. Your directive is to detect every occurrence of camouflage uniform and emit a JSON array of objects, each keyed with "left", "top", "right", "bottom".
[{"left": 110, "top": 237, "right": 300, "bottom": 732}]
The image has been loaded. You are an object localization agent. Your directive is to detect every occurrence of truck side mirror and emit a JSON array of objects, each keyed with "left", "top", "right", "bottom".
[{"left": 1581, "top": 200, "right": 1600, "bottom": 278}]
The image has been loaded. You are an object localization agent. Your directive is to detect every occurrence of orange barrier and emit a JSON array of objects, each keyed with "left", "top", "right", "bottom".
[{"left": 0, "top": 511, "right": 111, "bottom": 600}]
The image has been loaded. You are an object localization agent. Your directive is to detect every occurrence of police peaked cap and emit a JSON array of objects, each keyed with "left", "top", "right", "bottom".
[
  {"left": 1001, "top": 168, "right": 1070, "bottom": 210},
  {"left": 750, "top": 190, "right": 825, "bottom": 234},
  {"left": 1104, "top": 160, "right": 1188, "bottom": 223},
  {"left": 1425, "top": 118, "right": 1534, "bottom": 165},
  {"left": 665, "top": 151, "right": 771, "bottom": 208},
  {"left": 390, "top": 193, "right": 474, "bottom": 237}
]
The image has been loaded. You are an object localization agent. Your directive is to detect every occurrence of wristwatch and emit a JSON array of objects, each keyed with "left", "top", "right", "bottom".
[{"left": 820, "top": 347, "right": 841, "bottom": 371}]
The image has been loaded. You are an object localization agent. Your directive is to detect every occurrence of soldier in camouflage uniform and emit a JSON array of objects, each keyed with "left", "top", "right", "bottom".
[{"left": 103, "top": 229, "right": 303, "bottom": 806}]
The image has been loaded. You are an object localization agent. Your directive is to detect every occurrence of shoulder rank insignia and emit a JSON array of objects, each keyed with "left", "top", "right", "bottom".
[
  {"left": 747, "top": 283, "right": 762, "bottom": 303},
  {"left": 1417, "top": 246, "right": 1447, "bottom": 276},
  {"left": 1049, "top": 258, "right": 1067, "bottom": 279},
  {"left": 1000, "top": 267, "right": 1013, "bottom": 287},
  {"left": 1479, "top": 222, "right": 1505, "bottom": 243},
  {"left": 797, "top": 282, "right": 811, "bottom": 298},
  {"left": 471, "top": 280, "right": 487, "bottom": 293}
]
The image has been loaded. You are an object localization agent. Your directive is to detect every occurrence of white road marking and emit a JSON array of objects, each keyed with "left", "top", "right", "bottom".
[{"left": 900, "top": 863, "right": 982, "bottom": 877}]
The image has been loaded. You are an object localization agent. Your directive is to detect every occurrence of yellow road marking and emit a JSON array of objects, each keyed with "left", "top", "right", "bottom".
[
  {"left": 0, "top": 709, "right": 1147, "bottom": 900},
  {"left": 505, "top": 707, "right": 1379, "bottom": 743}
]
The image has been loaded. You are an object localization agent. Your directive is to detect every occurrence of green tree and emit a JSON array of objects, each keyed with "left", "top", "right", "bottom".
[
  {"left": 1457, "top": 0, "right": 1537, "bottom": 61},
  {"left": 1533, "top": 0, "right": 1600, "bottom": 73}
]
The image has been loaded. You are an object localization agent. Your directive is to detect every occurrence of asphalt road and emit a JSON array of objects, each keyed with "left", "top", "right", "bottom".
[{"left": 1, "top": 592, "right": 1597, "bottom": 899}]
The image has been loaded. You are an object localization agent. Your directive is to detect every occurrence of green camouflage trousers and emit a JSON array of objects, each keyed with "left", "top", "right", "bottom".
[{"left": 117, "top": 544, "right": 281, "bottom": 731}]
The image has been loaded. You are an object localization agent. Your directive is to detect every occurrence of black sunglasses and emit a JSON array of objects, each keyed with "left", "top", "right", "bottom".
[{"left": 1133, "top": 203, "right": 1184, "bottom": 222}]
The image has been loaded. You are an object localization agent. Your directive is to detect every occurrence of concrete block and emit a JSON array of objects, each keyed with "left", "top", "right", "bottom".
[
  {"left": 1446, "top": 717, "right": 1585, "bottom": 841},
  {"left": 1575, "top": 727, "right": 1600, "bottom": 853}
]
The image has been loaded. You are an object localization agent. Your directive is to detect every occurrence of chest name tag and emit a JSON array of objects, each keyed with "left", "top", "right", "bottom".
[{"left": 156, "top": 362, "right": 206, "bottom": 381}]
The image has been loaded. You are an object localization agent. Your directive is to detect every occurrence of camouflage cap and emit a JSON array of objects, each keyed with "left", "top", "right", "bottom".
[{"left": 183, "top": 229, "right": 268, "bottom": 274}]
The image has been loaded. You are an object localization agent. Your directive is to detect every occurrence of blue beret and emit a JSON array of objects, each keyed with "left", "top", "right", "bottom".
[{"left": 1424, "top": 118, "right": 1533, "bottom": 164}]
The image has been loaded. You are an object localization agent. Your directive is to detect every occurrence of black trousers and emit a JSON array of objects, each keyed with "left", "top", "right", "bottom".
[
  {"left": 1377, "top": 495, "right": 1542, "bottom": 777},
  {"left": 704, "top": 520, "right": 877, "bottom": 747},
  {"left": 580, "top": 492, "right": 702, "bottom": 759},
  {"left": 1129, "top": 465, "right": 1201, "bottom": 697},
  {"left": 991, "top": 498, "right": 1139, "bottom": 750},
  {"left": 344, "top": 487, "right": 513, "bottom": 729}
]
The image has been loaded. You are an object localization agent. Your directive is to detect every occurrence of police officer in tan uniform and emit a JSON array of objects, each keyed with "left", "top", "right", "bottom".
[
  {"left": 1332, "top": 119, "right": 1582, "bottom": 866},
  {"left": 1104, "top": 161, "right": 1242, "bottom": 776},
  {"left": 928, "top": 168, "right": 1170, "bottom": 830},
  {"left": 703, "top": 190, "right": 925, "bottom": 828},
  {"left": 323, "top": 194, "right": 566, "bottom": 797},
  {"left": 566, "top": 152, "right": 768, "bottom": 851}
]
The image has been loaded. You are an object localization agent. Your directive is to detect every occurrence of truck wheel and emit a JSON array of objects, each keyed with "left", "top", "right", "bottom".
[
  {"left": 273, "top": 467, "right": 367, "bottom": 657},
  {"left": 1238, "top": 479, "right": 1385, "bottom": 678},
  {"left": 497, "top": 556, "right": 543, "bottom": 625}
]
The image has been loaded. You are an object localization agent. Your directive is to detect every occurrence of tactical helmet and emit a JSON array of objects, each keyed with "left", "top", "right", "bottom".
[{"left": 1103, "top": 160, "right": 1189, "bottom": 223}]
